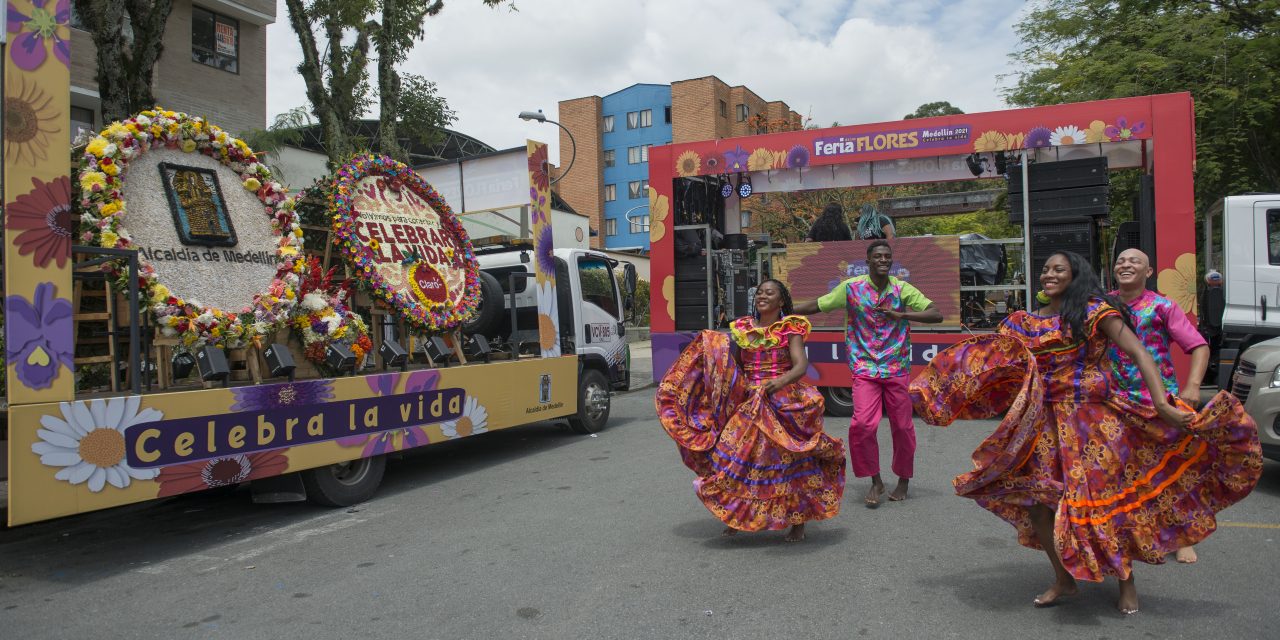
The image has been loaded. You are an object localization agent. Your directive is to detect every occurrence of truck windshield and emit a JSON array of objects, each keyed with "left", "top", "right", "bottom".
[{"left": 579, "top": 257, "right": 620, "bottom": 319}]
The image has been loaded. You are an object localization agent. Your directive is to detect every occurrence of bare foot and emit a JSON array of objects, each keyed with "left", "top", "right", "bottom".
[
  {"left": 1117, "top": 577, "right": 1139, "bottom": 615},
  {"left": 1176, "top": 546, "right": 1198, "bottom": 564},
  {"left": 721, "top": 527, "right": 738, "bottom": 537},
  {"left": 864, "top": 481, "right": 885, "bottom": 508},
  {"left": 784, "top": 524, "right": 806, "bottom": 542},
  {"left": 1033, "top": 580, "right": 1079, "bottom": 607},
  {"left": 888, "top": 478, "right": 910, "bottom": 501}
]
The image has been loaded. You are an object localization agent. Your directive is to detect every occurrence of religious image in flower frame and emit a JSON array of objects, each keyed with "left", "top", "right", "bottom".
[{"left": 159, "top": 162, "right": 238, "bottom": 246}]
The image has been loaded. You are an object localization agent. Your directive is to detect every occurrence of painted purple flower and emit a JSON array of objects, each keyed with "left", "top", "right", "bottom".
[
  {"left": 7, "top": 0, "right": 70, "bottom": 71},
  {"left": 785, "top": 145, "right": 810, "bottom": 169},
  {"left": 231, "top": 380, "right": 335, "bottom": 411},
  {"left": 338, "top": 370, "right": 440, "bottom": 456},
  {"left": 1104, "top": 117, "right": 1146, "bottom": 141},
  {"left": 6, "top": 281, "right": 73, "bottom": 389},
  {"left": 1025, "top": 126, "right": 1053, "bottom": 148},
  {"left": 535, "top": 224, "right": 555, "bottom": 274},
  {"left": 723, "top": 145, "right": 749, "bottom": 172}
]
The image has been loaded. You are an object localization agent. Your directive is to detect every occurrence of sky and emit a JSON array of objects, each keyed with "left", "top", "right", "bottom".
[{"left": 264, "top": 0, "right": 1032, "bottom": 162}]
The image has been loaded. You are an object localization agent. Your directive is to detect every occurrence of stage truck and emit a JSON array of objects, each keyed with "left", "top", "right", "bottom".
[
  {"left": 3, "top": 124, "right": 634, "bottom": 526},
  {"left": 647, "top": 93, "right": 1201, "bottom": 410}
]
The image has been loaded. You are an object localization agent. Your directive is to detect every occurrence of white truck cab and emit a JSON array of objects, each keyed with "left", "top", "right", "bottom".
[
  {"left": 1205, "top": 194, "right": 1280, "bottom": 389},
  {"left": 467, "top": 243, "right": 636, "bottom": 433}
]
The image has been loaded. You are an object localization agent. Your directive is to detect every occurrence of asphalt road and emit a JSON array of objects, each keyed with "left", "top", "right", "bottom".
[{"left": 2, "top": 383, "right": 1279, "bottom": 639}]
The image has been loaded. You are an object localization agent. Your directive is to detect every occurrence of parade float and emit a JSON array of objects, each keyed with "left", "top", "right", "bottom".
[{"left": 0, "top": 15, "right": 630, "bottom": 525}]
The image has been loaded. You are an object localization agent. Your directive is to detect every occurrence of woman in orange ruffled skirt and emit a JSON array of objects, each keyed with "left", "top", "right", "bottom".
[
  {"left": 656, "top": 280, "right": 846, "bottom": 542},
  {"left": 910, "top": 252, "right": 1261, "bottom": 614}
]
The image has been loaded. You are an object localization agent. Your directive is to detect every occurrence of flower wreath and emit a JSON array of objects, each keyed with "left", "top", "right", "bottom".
[
  {"left": 292, "top": 256, "right": 372, "bottom": 367},
  {"left": 329, "top": 154, "right": 480, "bottom": 332},
  {"left": 76, "top": 108, "right": 303, "bottom": 348}
]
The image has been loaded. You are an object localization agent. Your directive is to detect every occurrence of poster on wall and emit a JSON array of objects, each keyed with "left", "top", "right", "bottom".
[
  {"left": 215, "top": 21, "right": 236, "bottom": 56},
  {"left": 775, "top": 236, "right": 962, "bottom": 327}
]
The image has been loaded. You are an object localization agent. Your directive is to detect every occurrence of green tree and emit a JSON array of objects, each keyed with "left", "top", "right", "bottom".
[
  {"left": 903, "top": 101, "right": 964, "bottom": 119},
  {"left": 283, "top": 0, "right": 377, "bottom": 165},
  {"left": 72, "top": 1, "right": 175, "bottom": 122},
  {"left": 1006, "top": 0, "right": 1280, "bottom": 210}
]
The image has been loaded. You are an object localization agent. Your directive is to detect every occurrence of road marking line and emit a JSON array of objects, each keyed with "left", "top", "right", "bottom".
[{"left": 1220, "top": 522, "right": 1280, "bottom": 529}]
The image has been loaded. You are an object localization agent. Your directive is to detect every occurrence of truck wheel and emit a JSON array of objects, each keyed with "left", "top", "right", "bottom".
[
  {"left": 568, "top": 369, "right": 611, "bottom": 434},
  {"left": 820, "top": 386, "right": 854, "bottom": 417},
  {"left": 463, "top": 271, "right": 505, "bottom": 337},
  {"left": 300, "top": 455, "right": 386, "bottom": 507}
]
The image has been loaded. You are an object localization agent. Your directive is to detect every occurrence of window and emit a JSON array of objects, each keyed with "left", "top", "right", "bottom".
[
  {"left": 604, "top": 184, "right": 616, "bottom": 202},
  {"left": 192, "top": 6, "right": 239, "bottom": 73},
  {"left": 70, "top": 106, "right": 95, "bottom": 141},
  {"left": 1268, "top": 210, "right": 1280, "bottom": 265},
  {"left": 664, "top": 106, "right": 672, "bottom": 123},
  {"left": 578, "top": 256, "right": 620, "bottom": 319},
  {"left": 605, "top": 218, "right": 618, "bottom": 236},
  {"left": 628, "top": 180, "right": 647, "bottom": 200},
  {"left": 719, "top": 100, "right": 728, "bottom": 118},
  {"left": 626, "top": 111, "right": 639, "bottom": 129},
  {"left": 603, "top": 149, "right": 615, "bottom": 168},
  {"left": 628, "top": 146, "right": 641, "bottom": 164},
  {"left": 602, "top": 115, "right": 614, "bottom": 133},
  {"left": 630, "top": 214, "right": 650, "bottom": 234},
  {"left": 639, "top": 109, "right": 652, "bottom": 127},
  {"left": 641, "top": 144, "right": 651, "bottom": 162},
  {"left": 736, "top": 104, "right": 749, "bottom": 122}
]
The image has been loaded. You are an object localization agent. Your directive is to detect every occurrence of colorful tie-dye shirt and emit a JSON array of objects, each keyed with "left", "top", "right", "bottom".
[
  {"left": 1107, "top": 289, "right": 1207, "bottom": 405},
  {"left": 817, "top": 275, "right": 932, "bottom": 378}
]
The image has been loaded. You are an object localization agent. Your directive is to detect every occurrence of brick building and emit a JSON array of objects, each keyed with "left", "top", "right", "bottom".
[
  {"left": 70, "top": 1, "right": 275, "bottom": 138},
  {"left": 557, "top": 76, "right": 801, "bottom": 251}
]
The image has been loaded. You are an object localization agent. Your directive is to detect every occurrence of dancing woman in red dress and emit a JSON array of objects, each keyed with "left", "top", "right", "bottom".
[
  {"left": 910, "top": 252, "right": 1261, "bottom": 614},
  {"left": 656, "top": 280, "right": 846, "bottom": 542}
]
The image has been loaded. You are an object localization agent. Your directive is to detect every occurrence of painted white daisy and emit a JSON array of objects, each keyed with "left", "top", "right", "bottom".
[
  {"left": 535, "top": 279, "right": 561, "bottom": 358},
  {"left": 439, "top": 396, "right": 489, "bottom": 439},
  {"left": 1049, "top": 125, "right": 1087, "bottom": 146},
  {"left": 31, "top": 396, "right": 163, "bottom": 492}
]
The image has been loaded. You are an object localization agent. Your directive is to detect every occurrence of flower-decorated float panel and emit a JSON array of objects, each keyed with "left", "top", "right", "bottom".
[
  {"left": 328, "top": 154, "right": 480, "bottom": 333},
  {"left": 7, "top": 355, "right": 577, "bottom": 525}
]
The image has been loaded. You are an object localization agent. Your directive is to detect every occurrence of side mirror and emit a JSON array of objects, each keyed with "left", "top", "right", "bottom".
[{"left": 622, "top": 262, "right": 638, "bottom": 297}]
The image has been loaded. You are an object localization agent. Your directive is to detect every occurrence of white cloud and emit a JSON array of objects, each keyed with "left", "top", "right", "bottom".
[{"left": 266, "top": 0, "right": 1028, "bottom": 163}]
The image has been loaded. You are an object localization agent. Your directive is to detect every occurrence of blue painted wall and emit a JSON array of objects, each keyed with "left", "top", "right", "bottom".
[{"left": 601, "top": 84, "right": 671, "bottom": 251}]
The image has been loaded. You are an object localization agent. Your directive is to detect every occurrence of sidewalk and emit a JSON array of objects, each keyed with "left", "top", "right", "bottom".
[{"left": 628, "top": 340, "right": 653, "bottom": 392}]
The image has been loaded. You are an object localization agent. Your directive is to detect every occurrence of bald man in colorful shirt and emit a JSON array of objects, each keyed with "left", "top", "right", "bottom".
[
  {"left": 1110, "top": 248, "right": 1209, "bottom": 564},
  {"left": 795, "top": 240, "right": 943, "bottom": 506}
]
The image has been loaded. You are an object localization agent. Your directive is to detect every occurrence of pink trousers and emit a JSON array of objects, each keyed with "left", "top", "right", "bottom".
[{"left": 849, "top": 374, "right": 916, "bottom": 479}]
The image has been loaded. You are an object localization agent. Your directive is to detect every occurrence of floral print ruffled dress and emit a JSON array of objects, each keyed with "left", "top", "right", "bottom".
[
  {"left": 909, "top": 301, "right": 1261, "bottom": 581},
  {"left": 656, "top": 316, "right": 846, "bottom": 531}
]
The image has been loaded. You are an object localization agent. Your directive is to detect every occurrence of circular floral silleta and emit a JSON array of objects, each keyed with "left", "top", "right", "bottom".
[
  {"left": 329, "top": 154, "right": 480, "bottom": 332},
  {"left": 77, "top": 108, "right": 303, "bottom": 348}
]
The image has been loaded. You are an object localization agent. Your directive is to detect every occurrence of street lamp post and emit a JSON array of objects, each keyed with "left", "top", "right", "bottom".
[{"left": 518, "top": 110, "right": 575, "bottom": 185}]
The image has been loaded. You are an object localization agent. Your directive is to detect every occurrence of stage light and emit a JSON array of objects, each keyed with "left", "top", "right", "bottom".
[
  {"left": 737, "top": 174, "right": 753, "bottom": 198},
  {"left": 262, "top": 343, "right": 297, "bottom": 380},
  {"left": 196, "top": 346, "right": 230, "bottom": 384},
  {"left": 994, "top": 152, "right": 1009, "bottom": 175},
  {"left": 379, "top": 338, "right": 409, "bottom": 369},
  {"left": 720, "top": 177, "right": 734, "bottom": 198},
  {"left": 172, "top": 351, "right": 196, "bottom": 381},
  {"left": 965, "top": 153, "right": 988, "bottom": 177},
  {"left": 324, "top": 343, "right": 356, "bottom": 373}
]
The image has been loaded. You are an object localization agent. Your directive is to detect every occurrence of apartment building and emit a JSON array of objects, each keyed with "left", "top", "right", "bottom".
[
  {"left": 557, "top": 76, "right": 801, "bottom": 251},
  {"left": 69, "top": 0, "right": 275, "bottom": 138}
]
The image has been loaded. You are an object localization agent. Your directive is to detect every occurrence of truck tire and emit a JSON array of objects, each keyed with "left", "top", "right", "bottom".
[
  {"left": 300, "top": 455, "right": 386, "bottom": 507},
  {"left": 568, "top": 369, "right": 611, "bottom": 434},
  {"left": 463, "top": 270, "right": 505, "bottom": 337},
  {"left": 820, "top": 386, "right": 854, "bottom": 417}
]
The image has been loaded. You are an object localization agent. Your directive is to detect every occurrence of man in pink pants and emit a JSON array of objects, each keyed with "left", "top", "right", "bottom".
[{"left": 795, "top": 240, "right": 942, "bottom": 506}]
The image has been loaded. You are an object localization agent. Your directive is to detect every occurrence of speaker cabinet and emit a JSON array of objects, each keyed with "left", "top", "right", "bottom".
[
  {"left": 1031, "top": 221, "right": 1098, "bottom": 277},
  {"left": 262, "top": 343, "right": 296, "bottom": 378}
]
